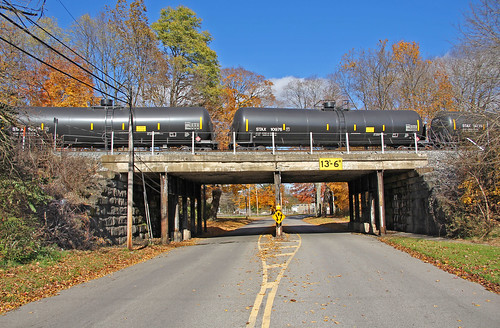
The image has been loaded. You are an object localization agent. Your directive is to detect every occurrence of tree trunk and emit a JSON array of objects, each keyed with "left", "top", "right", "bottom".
[{"left": 209, "top": 187, "right": 222, "bottom": 220}]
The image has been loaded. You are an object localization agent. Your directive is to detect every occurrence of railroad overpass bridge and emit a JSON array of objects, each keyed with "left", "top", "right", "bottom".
[{"left": 98, "top": 150, "right": 433, "bottom": 244}]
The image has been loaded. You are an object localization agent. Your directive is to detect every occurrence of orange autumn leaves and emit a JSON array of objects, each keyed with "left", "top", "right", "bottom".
[
  {"left": 27, "top": 56, "right": 98, "bottom": 107},
  {"left": 213, "top": 67, "right": 275, "bottom": 149}
]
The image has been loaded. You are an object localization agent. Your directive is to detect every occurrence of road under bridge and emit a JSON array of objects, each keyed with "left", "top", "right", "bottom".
[{"left": 99, "top": 150, "right": 431, "bottom": 243}]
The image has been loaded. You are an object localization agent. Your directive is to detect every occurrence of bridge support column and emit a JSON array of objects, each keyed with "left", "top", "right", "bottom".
[
  {"left": 348, "top": 182, "right": 354, "bottom": 230},
  {"left": 315, "top": 183, "right": 322, "bottom": 217},
  {"left": 274, "top": 171, "right": 282, "bottom": 238},
  {"left": 203, "top": 185, "right": 207, "bottom": 233},
  {"left": 190, "top": 185, "right": 196, "bottom": 237},
  {"left": 377, "top": 170, "right": 386, "bottom": 235},
  {"left": 173, "top": 199, "right": 182, "bottom": 242},
  {"left": 370, "top": 194, "right": 377, "bottom": 234},
  {"left": 182, "top": 194, "right": 190, "bottom": 240},
  {"left": 352, "top": 180, "right": 361, "bottom": 230},
  {"left": 197, "top": 185, "right": 202, "bottom": 236},
  {"left": 360, "top": 188, "right": 368, "bottom": 232},
  {"left": 160, "top": 173, "right": 169, "bottom": 244}
]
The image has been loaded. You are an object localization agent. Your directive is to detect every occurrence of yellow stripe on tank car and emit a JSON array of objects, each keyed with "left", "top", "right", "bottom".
[
  {"left": 91, "top": 123, "right": 94, "bottom": 131},
  {"left": 246, "top": 119, "right": 249, "bottom": 132},
  {"left": 453, "top": 119, "right": 456, "bottom": 130},
  {"left": 122, "top": 123, "right": 125, "bottom": 130},
  {"left": 200, "top": 116, "right": 203, "bottom": 130},
  {"left": 417, "top": 120, "right": 420, "bottom": 131},
  {"left": 283, "top": 123, "right": 286, "bottom": 130},
  {"left": 354, "top": 124, "right": 357, "bottom": 131},
  {"left": 327, "top": 123, "right": 329, "bottom": 131},
  {"left": 41, "top": 123, "right": 44, "bottom": 130},
  {"left": 157, "top": 123, "right": 161, "bottom": 130},
  {"left": 383, "top": 125, "right": 385, "bottom": 132}
]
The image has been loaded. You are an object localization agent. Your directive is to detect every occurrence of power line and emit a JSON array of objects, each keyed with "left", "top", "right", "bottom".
[
  {"left": 0, "top": 0, "right": 44, "bottom": 16},
  {"left": 0, "top": 12, "right": 128, "bottom": 101},
  {"left": 0, "top": 34, "right": 126, "bottom": 104},
  {"left": 21, "top": 6, "right": 126, "bottom": 94}
]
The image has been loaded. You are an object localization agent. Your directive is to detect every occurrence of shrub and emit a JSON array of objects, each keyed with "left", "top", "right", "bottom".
[{"left": 0, "top": 215, "right": 58, "bottom": 265}]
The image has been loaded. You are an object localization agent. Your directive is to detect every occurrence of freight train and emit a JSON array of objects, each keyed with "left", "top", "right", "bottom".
[
  {"left": 14, "top": 102, "right": 492, "bottom": 150},
  {"left": 427, "top": 110, "right": 491, "bottom": 146},
  {"left": 231, "top": 105, "right": 423, "bottom": 148},
  {"left": 16, "top": 105, "right": 216, "bottom": 149}
]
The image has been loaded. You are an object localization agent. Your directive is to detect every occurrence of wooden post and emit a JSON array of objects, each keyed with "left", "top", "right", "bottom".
[
  {"left": 274, "top": 171, "right": 282, "bottom": 238},
  {"left": 348, "top": 182, "right": 354, "bottom": 230},
  {"left": 182, "top": 194, "right": 189, "bottom": 240},
  {"left": 377, "top": 170, "right": 386, "bottom": 235},
  {"left": 160, "top": 173, "right": 169, "bottom": 244},
  {"left": 173, "top": 198, "right": 181, "bottom": 242},
  {"left": 315, "top": 183, "right": 321, "bottom": 217},
  {"left": 370, "top": 194, "right": 376, "bottom": 234},
  {"left": 360, "top": 189, "right": 366, "bottom": 232},
  {"left": 126, "top": 103, "right": 134, "bottom": 250},
  {"left": 197, "top": 185, "right": 202, "bottom": 235},
  {"left": 202, "top": 185, "right": 207, "bottom": 233},
  {"left": 190, "top": 193, "right": 196, "bottom": 237},
  {"left": 354, "top": 187, "right": 361, "bottom": 232}
]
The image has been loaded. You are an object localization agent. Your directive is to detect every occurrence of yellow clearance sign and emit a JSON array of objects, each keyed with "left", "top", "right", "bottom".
[
  {"left": 273, "top": 210, "right": 285, "bottom": 224},
  {"left": 319, "top": 158, "right": 343, "bottom": 170}
]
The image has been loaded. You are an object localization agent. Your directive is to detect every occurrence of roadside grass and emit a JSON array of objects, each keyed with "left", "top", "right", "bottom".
[
  {"left": 0, "top": 216, "right": 256, "bottom": 314},
  {"left": 380, "top": 236, "right": 500, "bottom": 294}
]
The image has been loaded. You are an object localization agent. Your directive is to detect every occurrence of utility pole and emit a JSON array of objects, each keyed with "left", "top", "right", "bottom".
[{"left": 126, "top": 101, "right": 134, "bottom": 250}]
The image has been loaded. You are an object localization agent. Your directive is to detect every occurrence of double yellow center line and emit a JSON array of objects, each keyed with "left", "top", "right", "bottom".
[{"left": 247, "top": 233, "right": 302, "bottom": 328}]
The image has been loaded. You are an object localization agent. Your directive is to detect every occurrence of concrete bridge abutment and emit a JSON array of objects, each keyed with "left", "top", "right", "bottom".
[{"left": 94, "top": 151, "right": 433, "bottom": 244}]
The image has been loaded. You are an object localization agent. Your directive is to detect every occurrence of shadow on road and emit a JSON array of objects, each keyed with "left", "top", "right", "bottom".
[{"left": 202, "top": 215, "right": 351, "bottom": 238}]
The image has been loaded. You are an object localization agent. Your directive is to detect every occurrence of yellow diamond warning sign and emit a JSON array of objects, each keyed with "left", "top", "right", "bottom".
[{"left": 273, "top": 210, "right": 285, "bottom": 224}]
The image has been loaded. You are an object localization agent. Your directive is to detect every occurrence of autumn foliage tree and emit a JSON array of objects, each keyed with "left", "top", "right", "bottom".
[
  {"left": 337, "top": 40, "right": 457, "bottom": 122},
  {"left": 214, "top": 67, "right": 275, "bottom": 148},
  {"left": 27, "top": 56, "right": 96, "bottom": 107}
]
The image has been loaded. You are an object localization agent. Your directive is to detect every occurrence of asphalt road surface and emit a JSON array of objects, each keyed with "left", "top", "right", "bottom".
[{"left": 1, "top": 216, "right": 499, "bottom": 327}]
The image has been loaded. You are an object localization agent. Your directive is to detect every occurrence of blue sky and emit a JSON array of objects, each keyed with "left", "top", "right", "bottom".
[{"left": 41, "top": 0, "right": 473, "bottom": 79}]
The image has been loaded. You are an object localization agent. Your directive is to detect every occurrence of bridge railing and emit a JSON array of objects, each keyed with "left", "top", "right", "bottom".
[
  {"left": 13, "top": 128, "right": 422, "bottom": 154},
  {"left": 230, "top": 131, "right": 421, "bottom": 155}
]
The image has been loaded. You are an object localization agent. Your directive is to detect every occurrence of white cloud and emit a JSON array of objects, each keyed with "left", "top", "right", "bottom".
[{"left": 269, "top": 76, "right": 302, "bottom": 101}]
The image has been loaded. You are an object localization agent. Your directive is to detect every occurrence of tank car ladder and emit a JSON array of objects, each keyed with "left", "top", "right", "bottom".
[
  {"left": 337, "top": 110, "right": 347, "bottom": 148},
  {"left": 104, "top": 107, "right": 114, "bottom": 151}
]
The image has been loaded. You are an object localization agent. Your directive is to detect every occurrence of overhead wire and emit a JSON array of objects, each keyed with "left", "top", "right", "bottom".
[
  {"left": 133, "top": 164, "right": 161, "bottom": 194},
  {"left": 0, "top": 12, "right": 128, "bottom": 102},
  {"left": 0, "top": 0, "right": 133, "bottom": 107},
  {"left": 21, "top": 11, "right": 127, "bottom": 94},
  {"left": 0, "top": 0, "right": 44, "bottom": 16},
  {"left": 135, "top": 154, "right": 163, "bottom": 188},
  {"left": 0, "top": 34, "right": 126, "bottom": 103}
]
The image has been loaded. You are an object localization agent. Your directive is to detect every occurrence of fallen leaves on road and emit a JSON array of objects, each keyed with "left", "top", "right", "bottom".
[
  {"left": 1, "top": 216, "right": 257, "bottom": 314},
  {"left": 0, "top": 241, "right": 193, "bottom": 314}
]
